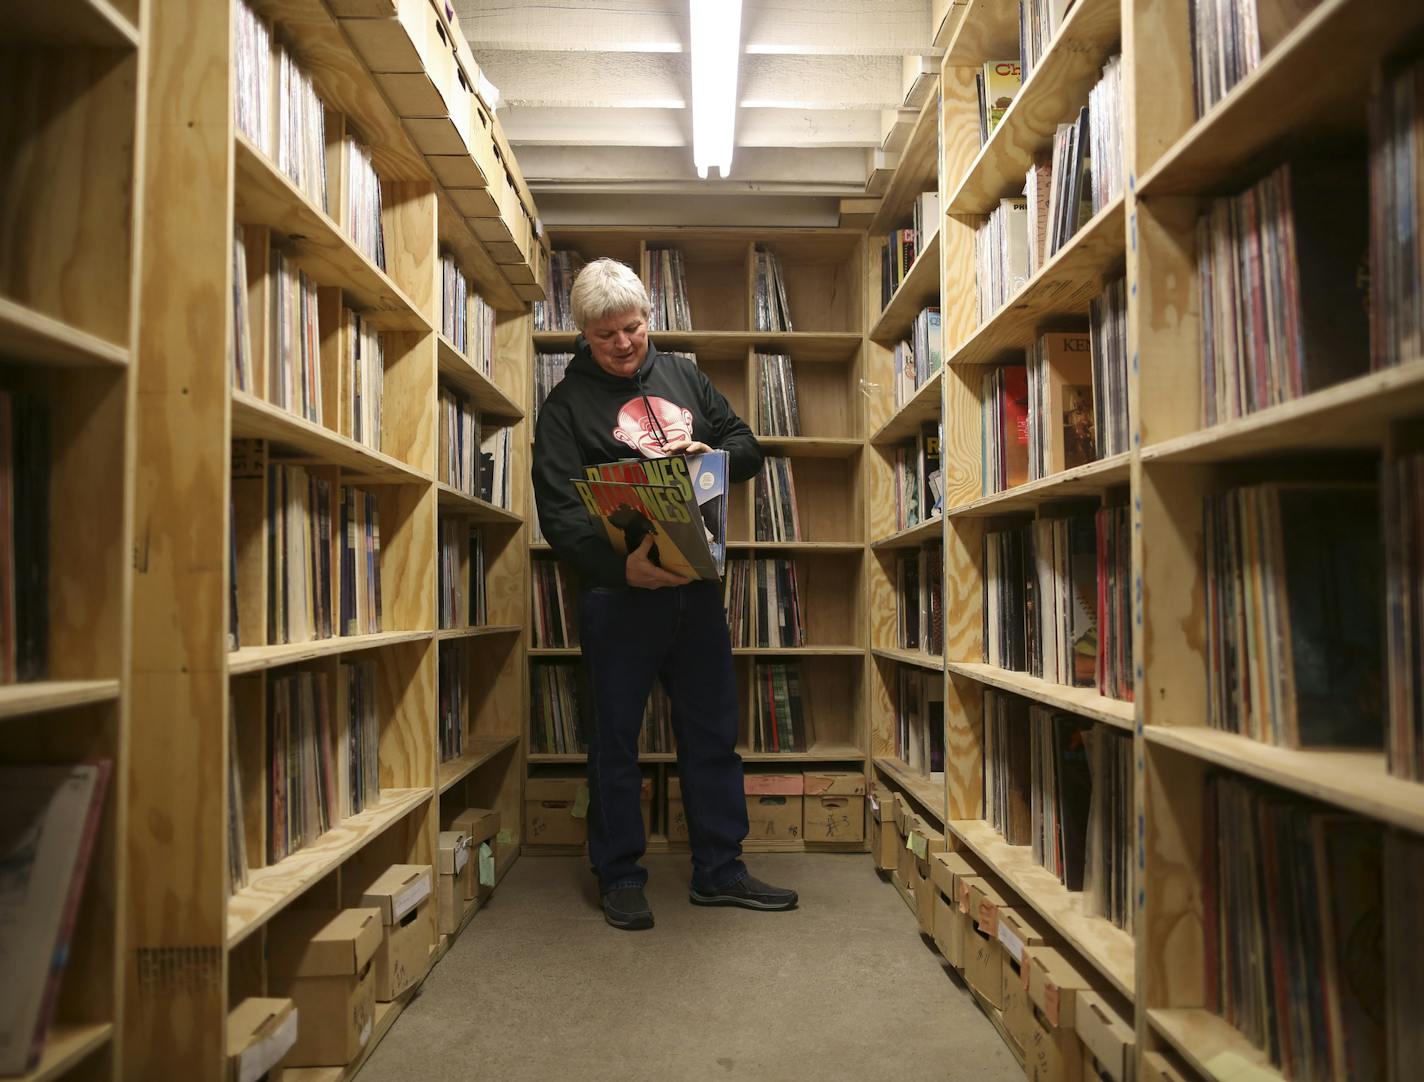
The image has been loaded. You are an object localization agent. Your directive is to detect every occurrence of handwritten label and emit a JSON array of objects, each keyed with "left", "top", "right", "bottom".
[
  {"left": 452, "top": 843, "right": 469, "bottom": 875},
  {"left": 977, "top": 899, "right": 998, "bottom": 937},
  {"left": 958, "top": 883, "right": 970, "bottom": 914},
  {"left": 998, "top": 920, "right": 1024, "bottom": 962},
  {"left": 1204, "top": 1051, "right": 1281, "bottom": 1082},
  {"left": 354, "top": 998, "right": 373, "bottom": 1048},
  {"left": 391, "top": 872, "right": 431, "bottom": 922},
  {"left": 497, "top": 828, "right": 513, "bottom": 844},
  {"left": 1044, "top": 981, "right": 1061, "bottom": 1029},
  {"left": 572, "top": 786, "right": 590, "bottom": 819},
  {"left": 904, "top": 830, "right": 916, "bottom": 851},
  {"left": 911, "top": 832, "right": 928, "bottom": 859},
  {"left": 478, "top": 842, "right": 495, "bottom": 887}
]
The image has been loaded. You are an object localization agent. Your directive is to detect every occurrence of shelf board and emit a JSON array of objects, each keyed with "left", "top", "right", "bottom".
[
  {"left": 872, "top": 647, "right": 945, "bottom": 672},
  {"left": 754, "top": 436, "right": 863, "bottom": 459},
  {"left": 1149, "top": 1009, "right": 1287, "bottom": 1082},
  {"left": 1139, "top": 0, "right": 1424, "bottom": 197},
  {"left": 233, "top": 134, "right": 430, "bottom": 333},
  {"left": 947, "top": 662, "right": 1135, "bottom": 731},
  {"left": 1145, "top": 726, "right": 1424, "bottom": 835},
  {"left": 947, "top": 0, "right": 1121, "bottom": 214},
  {"left": 871, "top": 514, "right": 944, "bottom": 549},
  {"left": 438, "top": 735, "right": 521, "bottom": 793},
  {"left": 1, "top": 0, "right": 139, "bottom": 47},
  {"left": 0, "top": 296, "right": 128, "bottom": 368},
  {"left": 873, "top": 756, "right": 947, "bottom": 824},
  {"left": 231, "top": 390, "right": 432, "bottom": 484},
  {"left": 733, "top": 646, "right": 866, "bottom": 657},
  {"left": 435, "top": 337, "right": 524, "bottom": 421},
  {"left": 528, "top": 647, "right": 580, "bottom": 658},
  {"left": 527, "top": 752, "right": 674, "bottom": 763},
  {"left": 949, "top": 453, "right": 1131, "bottom": 517},
  {"left": 434, "top": 624, "right": 523, "bottom": 641},
  {"left": 741, "top": 744, "right": 866, "bottom": 762},
  {"left": 949, "top": 818, "right": 1135, "bottom": 997},
  {"left": 947, "top": 196, "right": 1125, "bottom": 368},
  {"left": 868, "top": 96, "right": 941, "bottom": 235},
  {"left": 871, "top": 231, "right": 942, "bottom": 344},
  {"left": 532, "top": 331, "right": 864, "bottom": 365},
  {"left": 16, "top": 1022, "right": 113, "bottom": 1082},
  {"left": 1140, "top": 359, "right": 1424, "bottom": 465},
  {"left": 731, "top": 541, "right": 865, "bottom": 553},
  {"left": 871, "top": 369, "right": 943, "bottom": 445},
  {"left": 228, "top": 631, "right": 432, "bottom": 676},
  {"left": 226, "top": 787, "right": 432, "bottom": 947},
  {"left": 0, "top": 679, "right": 121, "bottom": 721},
  {"left": 434, "top": 483, "right": 522, "bottom": 523},
  {"left": 946, "top": 0, "right": 1020, "bottom": 67}
]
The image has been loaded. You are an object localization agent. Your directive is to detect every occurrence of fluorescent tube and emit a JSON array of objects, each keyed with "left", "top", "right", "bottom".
[{"left": 689, "top": 0, "right": 742, "bottom": 179}]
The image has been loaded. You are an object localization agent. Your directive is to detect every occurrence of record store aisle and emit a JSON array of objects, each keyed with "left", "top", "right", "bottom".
[{"left": 356, "top": 854, "right": 1020, "bottom": 1082}]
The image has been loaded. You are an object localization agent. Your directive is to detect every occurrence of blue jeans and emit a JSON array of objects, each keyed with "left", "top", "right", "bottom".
[{"left": 580, "top": 581, "right": 749, "bottom": 893}]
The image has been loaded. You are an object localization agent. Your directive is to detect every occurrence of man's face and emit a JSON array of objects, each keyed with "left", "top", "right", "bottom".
[{"left": 583, "top": 308, "right": 649, "bottom": 378}]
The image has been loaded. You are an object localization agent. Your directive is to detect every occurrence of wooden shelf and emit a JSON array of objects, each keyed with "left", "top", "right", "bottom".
[
  {"left": 2, "top": 1, "right": 139, "bottom": 47},
  {"left": 435, "top": 624, "right": 523, "bottom": 641},
  {"left": 871, "top": 231, "right": 941, "bottom": 344},
  {"left": 0, "top": 296, "right": 128, "bottom": 368},
  {"left": 874, "top": 756, "right": 947, "bottom": 824},
  {"left": 438, "top": 735, "right": 521, "bottom": 793},
  {"left": 527, "top": 752, "right": 674, "bottom": 764},
  {"left": 1139, "top": 0, "right": 1424, "bottom": 196},
  {"left": 754, "top": 436, "right": 863, "bottom": 459},
  {"left": 948, "top": 662, "right": 1135, "bottom": 731},
  {"left": 949, "top": 453, "right": 1131, "bottom": 517},
  {"left": 16, "top": 1023, "right": 114, "bottom": 1082},
  {"left": 950, "top": 818, "right": 1135, "bottom": 996},
  {"left": 946, "top": 0, "right": 1019, "bottom": 68},
  {"left": 231, "top": 390, "right": 432, "bottom": 484},
  {"left": 734, "top": 646, "right": 865, "bottom": 657},
  {"left": 233, "top": 134, "right": 429, "bottom": 333},
  {"left": 869, "top": 97, "right": 941, "bottom": 236},
  {"left": 1145, "top": 726, "right": 1424, "bottom": 835},
  {"left": 872, "top": 647, "right": 945, "bottom": 672},
  {"left": 947, "top": 0, "right": 1121, "bottom": 214},
  {"left": 226, "top": 787, "right": 432, "bottom": 946},
  {"left": 1140, "top": 360, "right": 1424, "bottom": 465},
  {"left": 1148, "top": 1009, "right": 1287, "bottom": 1082},
  {"left": 436, "top": 337, "right": 524, "bottom": 421},
  {"left": 434, "top": 483, "right": 522, "bottom": 523},
  {"left": 871, "top": 514, "right": 944, "bottom": 549},
  {"left": 532, "top": 331, "right": 864, "bottom": 365},
  {"left": 228, "top": 631, "right": 432, "bottom": 676},
  {"left": 0, "top": 679, "right": 121, "bottom": 721},
  {"left": 741, "top": 744, "right": 866, "bottom": 762},
  {"left": 947, "top": 196, "right": 1125, "bottom": 367},
  {"left": 871, "top": 370, "right": 943, "bottom": 446},
  {"left": 731, "top": 541, "right": 865, "bottom": 553},
  {"left": 528, "top": 647, "right": 580, "bottom": 658}
]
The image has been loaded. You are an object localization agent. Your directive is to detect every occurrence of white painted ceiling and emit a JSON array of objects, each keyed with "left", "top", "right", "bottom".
[{"left": 451, "top": 0, "right": 939, "bottom": 224}]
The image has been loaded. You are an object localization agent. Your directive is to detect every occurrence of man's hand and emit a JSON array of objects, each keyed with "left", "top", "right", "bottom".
[
  {"left": 626, "top": 534, "right": 691, "bottom": 589},
  {"left": 660, "top": 438, "right": 713, "bottom": 456}
]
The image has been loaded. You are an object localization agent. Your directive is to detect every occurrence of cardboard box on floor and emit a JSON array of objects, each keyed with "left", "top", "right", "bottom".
[
  {"left": 930, "top": 850, "right": 975, "bottom": 968},
  {"left": 892, "top": 807, "right": 917, "bottom": 903},
  {"left": 1141, "top": 1052, "right": 1191, "bottom": 1082},
  {"left": 802, "top": 771, "right": 865, "bottom": 843},
  {"left": 961, "top": 876, "right": 1010, "bottom": 1009},
  {"left": 437, "top": 829, "right": 473, "bottom": 936},
  {"left": 666, "top": 776, "right": 690, "bottom": 841},
  {"left": 1026, "top": 946, "right": 1094, "bottom": 1082},
  {"left": 997, "top": 907, "right": 1055, "bottom": 1056},
  {"left": 227, "top": 997, "right": 297, "bottom": 1082},
  {"left": 451, "top": 807, "right": 501, "bottom": 903},
  {"left": 527, "top": 778, "right": 650, "bottom": 845},
  {"left": 745, "top": 773, "right": 804, "bottom": 842},
  {"left": 267, "top": 908, "right": 382, "bottom": 1067},
  {"left": 360, "top": 865, "right": 435, "bottom": 1002},
  {"left": 1075, "top": 991, "right": 1135, "bottom": 1082},
  {"left": 911, "top": 822, "right": 947, "bottom": 935},
  {"left": 868, "top": 785, "right": 898, "bottom": 870}
]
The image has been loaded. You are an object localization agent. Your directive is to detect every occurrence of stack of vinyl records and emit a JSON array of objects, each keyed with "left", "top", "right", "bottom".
[
  {"left": 529, "top": 664, "right": 586, "bottom": 754},
  {"left": 975, "top": 197, "right": 1030, "bottom": 323},
  {"left": 976, "top": 59, "right": 1021, "bottom": 144},
  {"left": 340, "top": 487, "right": 382, "bottom": 636},
  {"left": 234, "top": 0, "right": 271, "bottom": 151},
  {"left": 468, "top": 292, "right": 495, "bottom": 377},
  {"left": 232, "top": 227, "right": 253, "bottom": 392},
  {"left": 267, "top": 249, "right": 323, "bottom": 423},
  {"left": 276, "top": 42, "right": 327, "bottom": 210},
  {"left": 337, "top": 657, "right": 380, "bottom": 817},
  {"left": 267, "top": 463, "right": 334, "bottom": 645},
  {"left": 754, "top": 246, "right": 793, "bottom": 331},
  {"left": 0, "top": 392, "right": 47, "bottom": 682},
  {"left": 1189, "top": 0, "right": 1300, "bottom": 117},
  {"left": 470, "top": 527, "right": 486, "bottom": 626},
  {"left": 1030, "top": 514, "right": 1097, "bottom": 687},
  {"left": 1090, "top": 277, "right": 1129, "bottom": 456},
  {"left": 1087, "top": 56, "right": 1124, "bottom": 215},
  {"left": 752, "top": 662, "right": 807, "bottom": 753},
  {"left": 1371, "top": 53, "right": 1424, "bottom": 370},
  {"left": 344, "top": 133, "right": 385, "bottom": 269},
  {"left": 535, "top": 250, "right": 586, "bottom": 332},
  {"left": 896, "top": 546, "right": 943, "bottom": 655},
  {"left": 724, "top": 557, "right": 806, "bottom": 648},
  {"left": 1044, "top": 107, "right": 1092, "bottom": 260},
  {"left": 983, "top": 689, "right": 1030, "bottom": 844},
  {"left": 640, "top": 680, "right": 675, "bottom": 754},
  {"left": 896, "top": 668, "right": 945, "bottom": 775},
  {"left": 754, "top": 457, "right": 801, "bottom": 542},
  {"left": 267, "top": 669, "right": 335, "bottom": 863},
  {"left": 1386, "top": 448, "right": 1424, "bottom": 779},
  {"left": 1029, "top": 704, "right": 1093, "bottom": 890},
  {"left": 881, "top": 227, "right": 917, "bottom": 308},
  {"left": 228, "top": 717, "right": 248, "bottom": 893},
  {"left": 343, "top": 308, "right": 383, "bottom": 452},
  {"left": 1027, "top": 330, "right": 1095, "bottom": 481},
  {"left": 893, "top": 308, "right": 944, "bottom": 409},
  {"left": 438, "top": 388, "right": 480, "bottom": 497},
  {"left": 480, "top": 426, "right": 512, "bottom": 508},
  {"left": 440, "top": 254, "right": 469, "bottom": 352},
  {"left": 982, "top": 523, "right": 1030, "bottom": 672},
  {"left": 649, "top": 247, "right": 692, "bottom": 331},
  {"left": 438, "top": 641, "right": 465, "bottom": 762},
  {"left": 1095, "top": 505, "right": 1133, "bottom": 701},
  {"left": 1018, "top": 0, "right": 1071, "bottom": 82},
  {"left": 1084, "top": 725, "right": 1132, "bottom": 931},
  {"left": 982, "top": 364, "right": 1029, "bottom": 494},
  {"left": 531, "top": 558, "right": 578, "bottom": 648},
  {"left": 438, "top": 518, "right": 465, "bottom": 630},
  {"left": 756, "top": 354, "right": 801, "bottom": 436}
]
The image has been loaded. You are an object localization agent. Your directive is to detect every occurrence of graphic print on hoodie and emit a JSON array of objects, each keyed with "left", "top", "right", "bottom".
[{"left": 532, "top": 339, "right": 763, "bottom": 589}]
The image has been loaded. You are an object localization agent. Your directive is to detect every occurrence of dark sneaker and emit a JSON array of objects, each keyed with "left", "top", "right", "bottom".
[
  {"left": 690, "top": 873, "right": 798, "bottom": 911},
  {"left": 602, "top": 886, "right": 654, "bottom": 930}
]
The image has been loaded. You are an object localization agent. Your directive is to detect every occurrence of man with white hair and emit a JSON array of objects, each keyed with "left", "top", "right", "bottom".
[{"left": 532, "top": 258, "right": 797, "bottom": 930}]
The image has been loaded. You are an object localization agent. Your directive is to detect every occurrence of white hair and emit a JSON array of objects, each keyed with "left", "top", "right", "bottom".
[{"left": 570, "top": 258, "right": 650, "bottom": 330}]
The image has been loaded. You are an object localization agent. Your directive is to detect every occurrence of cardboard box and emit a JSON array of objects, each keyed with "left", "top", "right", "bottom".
[
  {"left": 745, "top": 774, "right": 804, "bottom": 842},
  {"left": 267, "top": 908, "right": 382, "bottom": 1067},
  {"left": 912, "top": 824, "right": 947, "bottom": 935},
  {"left": 227, "top": 997, "right": 297, "bottom": 1082},
  {"left": 1141, "top": 1052, "right": 1190, "bottom": 1082},
  {"left": 868, "top": 788, "right": 898, "bottom": 870},
  {"left": 1075, "top": 991, "right": 1134, "bottom": 1082},
  {"left": 360, "top": 865, "right": 435, "bottom": 1002},
  {"left": 961, "top": 876, "right": 1009, "bottom": 1008},
  {"left": 667, "top": 776, "right": 690, "bottom": 842},
  {"left": 997, "top": 907, "right": 1055, "bottom": 1055},
  {"left": 802, "top": 771, "right": 865, "bottom": 843},
  {"left": 1026, "top": 947, "right": 1093, "bottom": 1082},
  {"left": 893, "top": 812, "right": 917, "bottom": 896},
  {"left": 436, "top": 829, "right": 472, "bottom": 935},
  {"left": 930, "top": 851, "right": 975, "bottom": 968},
  {"left": 450, "top": 807, "right": 501, "bottom": 902},
  {"left": 525, "top": 777, "right": 589, "bottom": 845},
  {"left": 892, "top": 793, "right": 911, "bottom": 834}
]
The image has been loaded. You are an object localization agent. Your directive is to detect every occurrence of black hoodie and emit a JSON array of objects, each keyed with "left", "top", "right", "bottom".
[{"left": 532, "top": 337, "right": 763, "bottom": 589}]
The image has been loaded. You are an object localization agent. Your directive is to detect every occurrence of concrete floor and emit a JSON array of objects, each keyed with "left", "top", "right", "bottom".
[{"left": 356, "top": 852, "right": 1022, "bottom": 1082}]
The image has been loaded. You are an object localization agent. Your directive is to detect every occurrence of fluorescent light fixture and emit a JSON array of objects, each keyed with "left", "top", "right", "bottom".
[{"left": 689, "top": 0, "right": 742, "bottom": 179}]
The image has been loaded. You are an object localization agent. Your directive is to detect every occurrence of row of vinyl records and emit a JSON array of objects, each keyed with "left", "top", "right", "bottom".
[
  {"left": 891, "top": 308, "right": 943, "bottom": 411},
  {"left": 983, "top": 506, "right": 1133, "bottom": 701},
  {"left": 534, "top": 250, "right": 586, "bottom": 332},
  {"left": 895, "top": 667, "right": 945, "bottom": 776},
  {"left": 0, "top": 391, "right": 48, "bottom": 684},
  {"left": 756, "top": 353, "right": 801, "bottom": 438},
  {"left": 982, "top": 301, "right": 1127, "bottom": 496},
  {"left": 754, "top": 246, "right": 794, "bottom": 332},
  {"left": 896, "top": 543, "right": 945, "bottom": 657},
  {"left": 753, "top": 456, "right": 802, "bottom": 542},
  {"left": 880, "top": 192, "right": 941, "bottom": 309},
  {"left": 974, "top": 55, "right": 1124, "bottom": 321},
  {"left": 234, "top": 0, "right": 385, "bottom": 268},
  {"left": 725, "top": 557, "right": 806, "bottom": 649},
  {"left": 892, "top": 421, "right": 943, "bottom": 531},
  {"left": 531, "top": 558, "right": 577, "bottom": 649},
  {"left": 439, "top": 254, "right": 496, "bottom": 375},
  {"left": 437, "top": 388, "right": 514, "bottom": 506},
  {"left": 438, "top": 520, "right": 487, "bottom": 630},
  {"left": 438, "top": 641, "right": 465, "bottom": 761},
  {"left": 259, "top": 465, "right": 383, "bottom": 646},
  {"left": 982, "top": 690, "right": 1132, "bottom": 932},
  {"left": 231, "top": 236, "right": 386, "bottom": 452}
]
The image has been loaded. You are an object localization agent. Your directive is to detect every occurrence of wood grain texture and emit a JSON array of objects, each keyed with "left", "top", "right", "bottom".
[
  {"left": 1142, "top": 742, "right": 1205, "bottom": 1011},
  {"left": 1134, "top": 197, "right": 1201, "bottom": 445},
  {"left": 384, "top": 182, "right": 437, "bottom": 325}
]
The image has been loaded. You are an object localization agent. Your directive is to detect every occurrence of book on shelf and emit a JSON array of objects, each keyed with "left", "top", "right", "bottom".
[
  {"left": 1084, "top": 723, "right": 1131, "bottom": 932},
  {"left": 574, "top": 451, "right": 729, "bottom": 581},
  {"left": 977, "top": 60, "right": 1022, "bottom": 144},
  {"left": 725, "top": 556, "right": 806, "bottom": 648},
  {"left": 268, "top": 249, "right": 323, "bottom": 423},
  {"left": 1189, "top": 0, "right": 1323, "bottom": 118},
  {"left": 529, "top": 662, "right": 586, "bottom": 754},
  {"left": 534, "top": 352, "right": 574, "bottom": 420},
  {"left": 266, "top": 463, "right": 334, "bottom": 646},
  {"left": 896, "top": 667, "right": 945, "bottom": 776},
  {"left": 1091, "top": 277, "right": 1129, "bottom": 458},
  {"left": 752, "top": 661, "right": 808, "bottom": 753},
  {"left": 232, "top": 225, "right": 253, "bottom": 392},
  {"left": 1204, "top": 482, "right": 1382, "bottom": 748},
  {"left": 649, "top": 247, "right": 692, "bottom": 331},
  {"left": 754, "top": 456, "right": 802, "bottom": 542},
  {"left": 1095, "top": 504, "right": 1133, "bottom": 701},
  {"left": 1371, "top": 53, "right": 1424, "bottom": 370},
  {"left": 439, "top": 387, "right": 481, "bottom": 498},
  {"left": 981, "top": 363, "right": 1029, "bottom": 495},
  {"left": 1198, "top": 159, "right": 1369, "bottom": 426},
  {"left": 234, "top": 0, "right": 272, "bottom": 153},
  {"left": 336, "top": 657, "right": 380, "bottom": 818},
  {"left": 893, "top": 308, "right": 943, "bottom": 409},
  {"left": 532, "top": 557, "right": 578, "bottom": 648},
  {"left": 756, "top": 353, "right": 801, "bottom": 437},
  {"left": 438, "top": 641, "right": 466, "bottom": 762},
  {"left": 342, "top": 308, "right": 383, "bottom": 452},
  {"left": 266, "top": 670, "right": 335, "bottom": 864},
  {"left": 893, "top": 422, "right": 942, "bottom": 529},
  {"left": 1031, "top": 514, "right": 1097, "bottom": 688},
  {"left": 1029, "top": 703, "right": 1092, "bottom": 891},
  {"left": 975, "top": 197, "right": 1030, "bottom": 324},
  {"left": 343, "top": 132, "right": 385, "bottom": 270},
  {"left": 896, "top": 542, "right": 944, "bottom": 656},
  {"left": 480, "top": 425, "right": 513, "bottom": 508},
  {"left": 0, "top": 762, "right": 110, "bottom": 1076},
  {"left": 340, "top": 486, "right": 382, "bottom": 636},
  {"left": 276, "top": 41, "right": 328, "bottom": 211},
  {"left": 1027, "top": 330, "right": 1095, "bottom": 480},
  {"left": 534, "top": 250, "right": 586, "bottom": 333},
  {"left": 1019, "top": 0, "right": 1076, "bottom": 82},
  {"left": 0, "top": 392, "right": 48, "bottom": 683},
  {"left": 754, "top": 246, "right": 793, "bottom": 332},
  {"left": 228, "top": 708, "right": 248, "bottom": 894}
]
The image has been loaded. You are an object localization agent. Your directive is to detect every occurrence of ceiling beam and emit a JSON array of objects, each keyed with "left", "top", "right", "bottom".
[
  {"left": 513, "top": 145, "right": 871, "bottom": 187},
  {"left": 743, "top": 0, "right": 933, "bottom": 55},
  {"left": 740, "top": 55, "right": 900, "bottom": 109},
  {"left": 501, "top": 105, "right": 880, "bottom": 148}
]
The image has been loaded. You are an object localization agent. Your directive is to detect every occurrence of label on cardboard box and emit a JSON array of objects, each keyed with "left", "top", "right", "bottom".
[
  {"left": 497, "top": 828, "right": 513, "bottom": 844},
  {"left": 803, "top": 771, "right": 865, "bottom": 797},
  {"left": 745, "top": 773, "right": 803, "bottom": 796},
  {"left": 478, "top": 842, "right": 495, "bottom": 887},
  {"left": 572, "top": 786, "right": 590, "bottom": 819},
  {"left": 392, "top": 873, "right": 432, "bottom": 923},
  {"left": 1021, "top": 946, "right": 1032, "bottom": 990},
  {"left": 1044, "top": 981, "right": 1062, "bottom": 1028},
  {"left": 998, "top": 919, "right": 1024, "bottom": 962},
  {"left": 911, "top": 831, "right": 927, "bottom": 859},
  {"left": 959, "top": 882, "right": 970, "bottom": 914},
  {"left": 229, "top": 998, "right": 299, "bottom": 1082},
  {"left": 868, "top": 794, "right": 880, "bottom": 815},
  {"left": 977, "top": 898, "right": 999, "bottom": 938}
]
